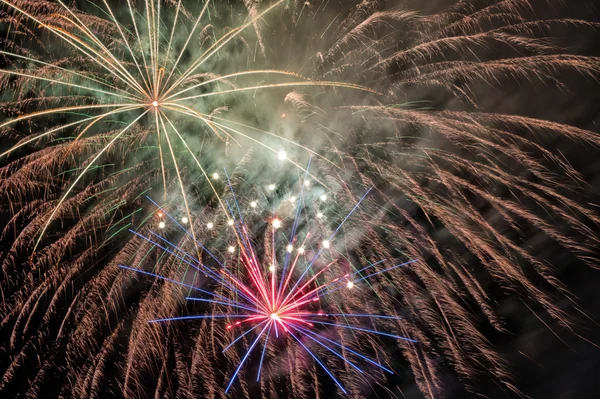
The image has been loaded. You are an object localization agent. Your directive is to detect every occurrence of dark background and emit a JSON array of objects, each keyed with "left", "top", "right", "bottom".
[
  {"left": 420, "top": 2, "right": 600, "bottom": 398},
  {"left": 1, "top": 0, "right": 600, "bottom": 398}
]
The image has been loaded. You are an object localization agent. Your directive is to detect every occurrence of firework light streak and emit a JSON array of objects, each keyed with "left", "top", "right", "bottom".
[
  {"left": 0, "top": 0, "right": 371, "bottom": 254},
  {"left": 120, "top": 177, "right": 417, "bottom": 394},
  {"left": 1, "top": 0, "right": 600, "bottom": 397}
]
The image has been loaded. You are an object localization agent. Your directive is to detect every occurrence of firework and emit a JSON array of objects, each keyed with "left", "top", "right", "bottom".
[
  {"left": 121, "top": 172, "right": 418, "bottom": 394},
  {"left": 1, "top": 0, "right": 599, "bottom": 398},
  {"left": 0, "top": 0, "right": 371, "bottom": 257}
]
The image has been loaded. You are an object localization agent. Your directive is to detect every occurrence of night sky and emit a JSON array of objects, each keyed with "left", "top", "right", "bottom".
[{"left": 1, "top": 0, "right": 600, "bottom": 398}]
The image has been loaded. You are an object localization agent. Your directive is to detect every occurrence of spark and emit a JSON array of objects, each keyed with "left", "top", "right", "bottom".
[
  {"left": 181, "top": 217, "right": 188, "bottom": 224},
  {"left": 158, "top": 221, "right": 166, "bottom": 229},
  {"left": 273, "top": 219, "right": 282, "bottom": 229},
  {"left": 278, "top": 150, "right": 287, "bottom": 160},
  {"left": 320, "top": 194, "right": 327, "bottom": 202},
  {"left": 207, "top": 222, "right": 214, "bottom": 229},
  {"left": 322, "top": 240, "right": 330, "bottom": 249},
  {"left": 250, "top": 201, "right": 258, "bottom": 208}
]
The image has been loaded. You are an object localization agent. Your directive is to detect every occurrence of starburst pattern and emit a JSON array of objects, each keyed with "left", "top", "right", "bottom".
[
  {"left": 121, "top": 173, "right": 418, "bottom": 394},
  {"left": 0, "top": 0, "right": 599, "bottom": 398},
  {"left": 0, "top": 0, "right": 371, "bottom": 255}
]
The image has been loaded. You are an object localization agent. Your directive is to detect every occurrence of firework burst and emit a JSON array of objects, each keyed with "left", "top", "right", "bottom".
[
  {"left": 0, "top": 0, "right": 369, "bottom": 254},
  {"left": 1, "top": 0, "right": 599, "bottom": 398},
  {"left": 121, "top": 172, "right": 418, "bottom": 394}
]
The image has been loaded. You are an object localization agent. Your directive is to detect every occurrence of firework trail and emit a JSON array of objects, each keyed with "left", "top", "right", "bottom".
[{"left": 0, "top": 0, "right": 599, "bottom": 397}]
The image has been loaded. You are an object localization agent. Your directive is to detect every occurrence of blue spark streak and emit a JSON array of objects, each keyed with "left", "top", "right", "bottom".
[
  {"left": 185, "top": 297, "right": 262, "bottom": 314},
  {"left": 223, "top": 320, "right": 269, "bottom": 353},
  {"left": 148, "top": 315, "right": 254, "bottom": 323},
  {"left": 287, "top": 329, "right": 348, "bottom": 394},
  {"left": 294, "top": 313, "right": 404, "bottom": 321},
  {"left": 256, "top": 323, "right": 272, "bottom": 381},
  {"left": 295, "top": 324, "right": 393, "bottom": 374},
  {"left": 119, "top": 264, "right": 259, "bottom": 314},
  {"left": 148, "top": 231, "right": 253, "bottom": 303},
  {"left": 287, "top": 323, "right": 364, "bottom": 374},
  {"left": 304, "top": 319, "right": 417, "bottom": 343},
  {"left": 225, "top": 321, "right": 271, "bottom": 393}
]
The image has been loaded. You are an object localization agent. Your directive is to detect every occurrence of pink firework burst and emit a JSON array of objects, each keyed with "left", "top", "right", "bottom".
[{"left": 120, "top": 166, "right": 417, "bottom": 394}]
